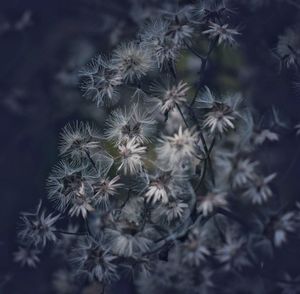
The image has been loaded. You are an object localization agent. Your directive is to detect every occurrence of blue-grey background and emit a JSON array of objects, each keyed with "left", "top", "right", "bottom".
[{"left": 1, "top": 0, "right": 300, "bottom": 293}]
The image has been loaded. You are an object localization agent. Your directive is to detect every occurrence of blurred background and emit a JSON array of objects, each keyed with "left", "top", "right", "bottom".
[{"left": 1, "top": 0, "right": 300, "bottom": 293}]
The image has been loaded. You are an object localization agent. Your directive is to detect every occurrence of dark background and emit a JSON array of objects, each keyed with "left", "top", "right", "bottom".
[{"left": 1, "top": 0, "right": 300, "bottom": 293}]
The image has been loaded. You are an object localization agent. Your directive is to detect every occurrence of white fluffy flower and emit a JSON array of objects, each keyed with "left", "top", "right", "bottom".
[
  {"left": 92, "top": 176, "right": 122, "bottom": 209},
  {"left": 118, "top": 139, "right": 146, "bottom": 175},
  {"left": 106, "top": 223, "right": 153, "bottom": 257},
  {"left": 144, "top": 172, "right": 173, "bottom": 204},
  {"left": 80, "top": 55, "right": 122, "bottom": 106},
  {"left": 197, "top": 87, "right": 243, "bottom": 135},
  {"left": 105, "top": 105, "right": 156, "bottom": 145},
  {"left": 112, "top": 42, "right": 153, "bottom": 82},
  {"left": 203, "top": 103, "right": 236, "bottom": 134},
  {"left": 69, "top": 182, "right": 94, "bottom": 218},
  {"left": 149, "top": 80, "right": 190, "bottom": 114},
  {"left": 59, "top": 121, "right": 101, "bottom": 159},
  {"left": 156, "top": 126, "right": 198, "bottom": 168}
]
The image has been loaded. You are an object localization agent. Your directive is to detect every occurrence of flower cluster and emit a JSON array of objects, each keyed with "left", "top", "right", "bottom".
[{"left": 14, "top": 0, "right": 300, "bottom": 293}]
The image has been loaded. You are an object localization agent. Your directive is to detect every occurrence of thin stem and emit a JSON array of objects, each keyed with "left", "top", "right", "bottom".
[
  {"left": 190, "top": 38, "right": 218, "bottom": 107},
  {"left": 183, "top": 39, "right": 204, "bottom": 59},
  {"left": 195, "top": 159, "right": 207, "bottom": 192},
  {"left": 85, "top": 150, "right": 97, "bottom": 171},
  {"left": 54, "top": 230, "right": 87, "bottom": 236},
  {"left": 176, "top": 103, "right": 189, "bottom": 128},
  {"left": 85, "top": 219, "right": 93, "bottom": 236}
]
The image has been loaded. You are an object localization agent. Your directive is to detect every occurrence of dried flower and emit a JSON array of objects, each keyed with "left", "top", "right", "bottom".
[
  {"left": 149, "top": 80, "right": 189, "bottom": 114},
  {"left": 18, "top": 201, "right": 59, "bottom": 247},
  {"left": 14, "top": 247, "right": 40, "bottom": 268},
  {"left": 243, "top": 173, "right": 277, "bottom": 205},
  {"left": 112, "top": 42, "right": 153, "bottom": 82},
  {"left": 117, "top": 139, "right": 146, "bottom": 175},
  {"left": 203, "top": 22, "right": 240, "bottom": 46},
  {"left": 80, "top": 55, "right": 122, "bottom": 106}
]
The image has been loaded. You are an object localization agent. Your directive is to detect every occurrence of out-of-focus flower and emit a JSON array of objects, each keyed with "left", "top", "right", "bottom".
[
  {"left": 264, "top": 212, "right": 298, "bottom": 247},
  {"left": 152, "top": 198, "right": 189, "bottom": 224},
  {"left": 231, "top": 158, "right": 259, "bottom": 188},
  {"left": 203, "top": 22, "right": 240, "bottom": 46},
  {"left": 182, "top": 229, "right": 210, "bottom": 266},
  {"left": 277, "top": 273, "right": 300, "bottom": 294},
  {"left": 277, "top": 27, "right": 300, "bottom": 69},
  {"left": 52, "top": 269, "right": 78, "bottom": 294},
  {"left": 217, "top": 236, "right": 251, "bottom": 270},
  {"left": 18, "top": 201, "right": 59, "bottom": 247},
  {"left": 106, "top": 223, "right": 153, "bottom": 257},
  {"left": 157, "top": 126, "right": 198, "bottom": 168},
  {"left": 71, "top": 238, "right": 118, "bottom": 283},
  {"left": 253, "top": 129, "right": 279, "bottom": 145},
  {"left": 166, "top": 18, "right": 193, "bottom": 44},
  {"left": 197, "top": 191, "right": 227, "bottom": 216},
  {"left": 243, "top": 173, "right": 277, "bottom": 205},
  {"left": 295, "top": 123, "right": 300, "bottom": 136},
  {"left": 13, "top": 247, "right": 40, "bottom": 268}
]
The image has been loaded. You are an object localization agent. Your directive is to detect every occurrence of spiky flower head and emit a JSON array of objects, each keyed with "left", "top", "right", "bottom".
[
  {"left": 203, "top": 22, "right": 240, "bottom": 46},
  {"left": 105, "top": 105, "right": 156, "bottom": 145},
  {"left": 152, "top": 198, "right": 189, "bottom": 224},
  {"left": 92, "top": 175, "right": 122, "bottom": 210},
  {"left": 71, "top": 237, "right": 118, "bottom": 283},
  {"left": 80, "top": 55, "right": 122, "bottom": 107},
  {"left": 182, "top": 228, "right": 210, "bottom": 266},
  {"left": 112, "top": 42, "right": 153, "bottom": 82},
  {"left": 106, "top": 223, "right": 153, "bottom": 257},
  {"left": 196, "top": 191, "right": 227, "bottom": 216},
  {"left": 117, "top": 139, "right": 146, "bottom": 175},
  {"left": 216, "top": 236, "right": 251, "bottom": 270},
  {"left": 197, "top": 87, "right": 243, "bottom": 135},
  {"left": 47, "top": 160, "right": 92, "bottom": 212},
  {"left": 59, "top": 121, "right": 101, "bottom": 159},
  {"left": 243, "top": 173, "right": 277, "bottom": 205},
  {"left": 144, "top": 172, "right": 173, "bottom": 204},
  {"left": 156, "top": 126, "right": 198, "bottom": 168},
  {"left": 18, "top": 201, "right": 59, "bottom": 247},
  {"left": 149, "top": 80, "right": 189, "bottom": 114},
  {"left": 140, "top": 18, "right": 181, "bottom": 69},
  {"left": 14, "top": 247, "right": 41, "bottom": 268}
]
